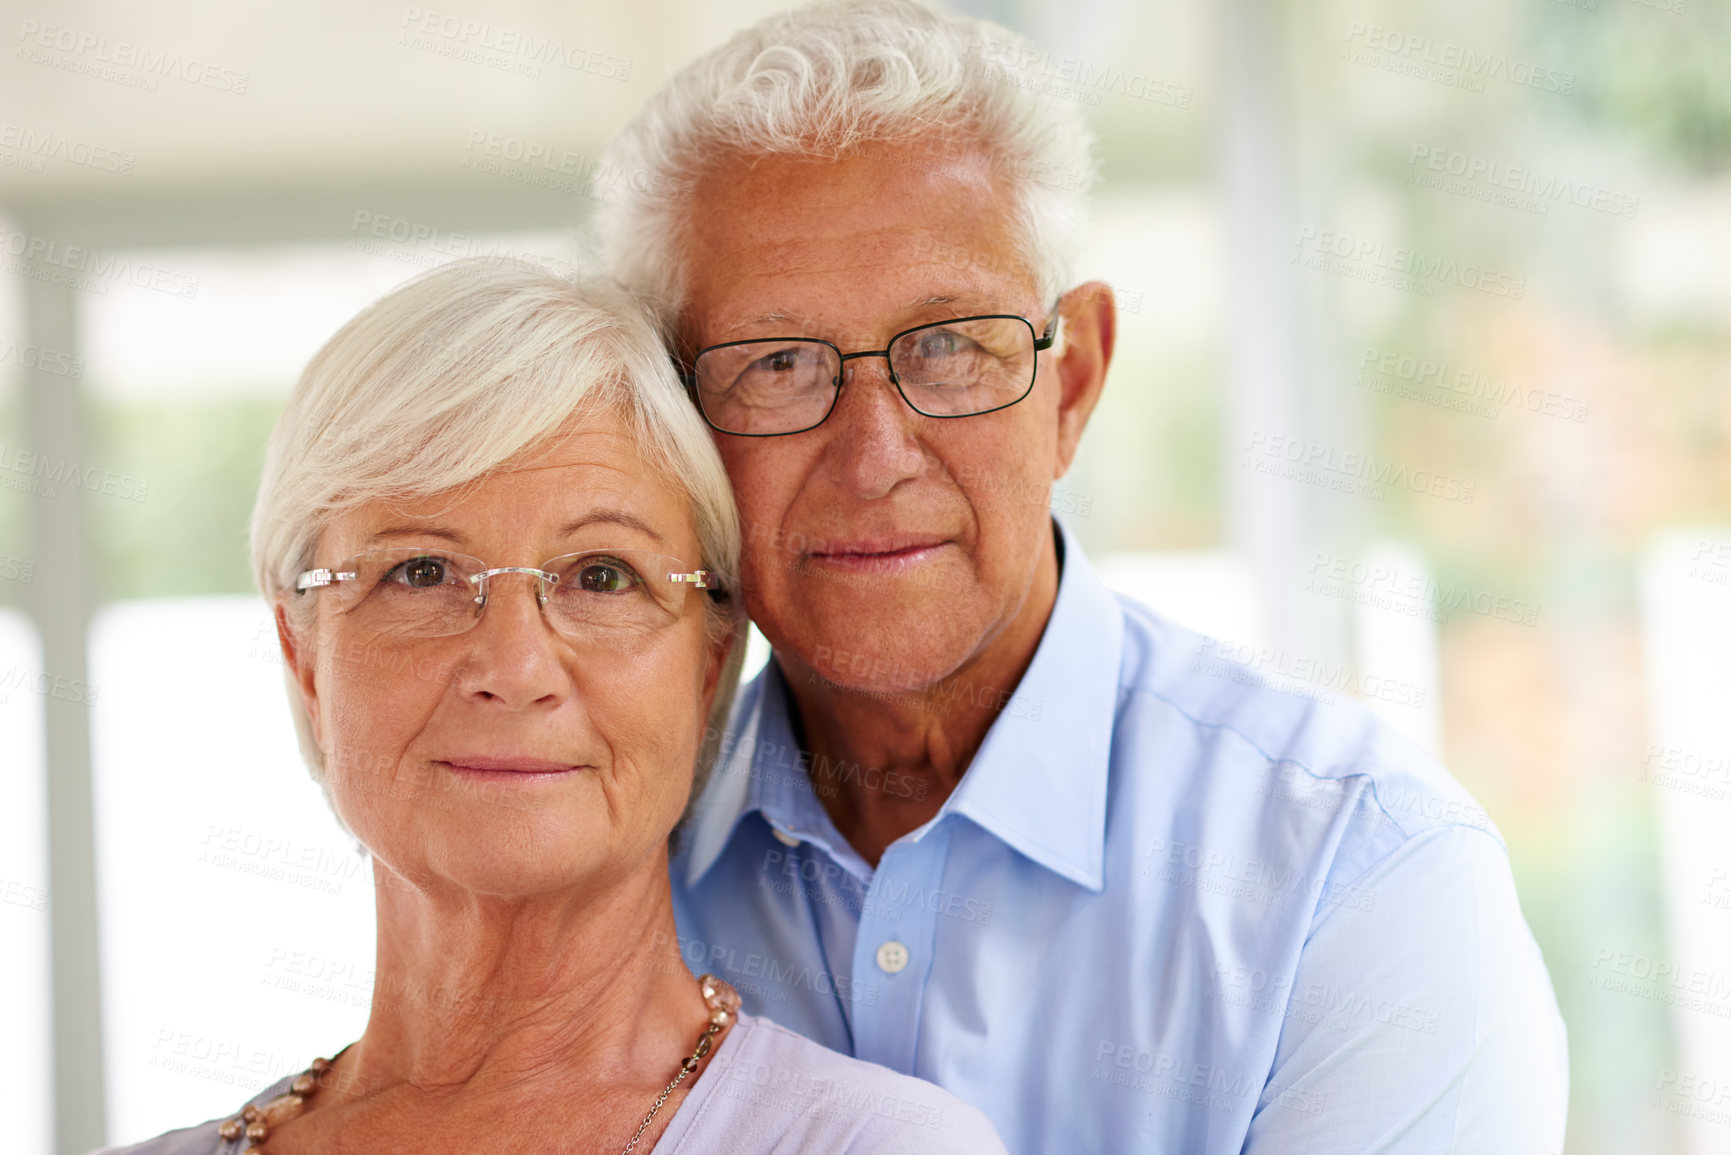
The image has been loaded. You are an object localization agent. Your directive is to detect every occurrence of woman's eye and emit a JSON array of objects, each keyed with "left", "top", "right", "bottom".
[
  {"left": 392, "top": 557, "right": 450, "bottom": 588},
  {"left": 576, "top": 562, "right": 638, "bottom": 592}
]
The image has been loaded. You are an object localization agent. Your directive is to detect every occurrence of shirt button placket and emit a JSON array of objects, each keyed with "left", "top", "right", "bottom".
[{"left": 852, "top": 821, "right": 951, "bottom": 1074}]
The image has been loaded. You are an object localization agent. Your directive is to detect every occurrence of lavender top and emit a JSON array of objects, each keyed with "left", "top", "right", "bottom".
[{"left": 95, "top": 1011, "right": 1005, "bottom": 1154}]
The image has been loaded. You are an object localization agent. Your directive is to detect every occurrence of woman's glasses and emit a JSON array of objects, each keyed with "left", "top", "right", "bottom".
[{"left": 295, "top": 547, "right": 719, "bottom": 640}]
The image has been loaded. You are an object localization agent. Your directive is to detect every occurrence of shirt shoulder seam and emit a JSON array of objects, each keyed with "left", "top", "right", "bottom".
[{"left": 1114, "top": 680, "right": 1508, "bottom": 852}]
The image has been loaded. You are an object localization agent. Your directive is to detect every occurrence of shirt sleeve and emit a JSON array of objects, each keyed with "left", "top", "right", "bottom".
[{"left": 1241, "top": 823, "right": 1568, "bottom": 1155}]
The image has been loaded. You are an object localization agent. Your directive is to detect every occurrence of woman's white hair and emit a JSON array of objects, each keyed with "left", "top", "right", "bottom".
[
  {"left": 250, "top": 258, "right": 744, "bottom": 825},
  {"left": 591, "top": 0, "right": 1096, "bottom": 326}
]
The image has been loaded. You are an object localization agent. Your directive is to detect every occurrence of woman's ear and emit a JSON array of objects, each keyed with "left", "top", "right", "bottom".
[
  {"left": 275, "top": 597, "right": 324, "bottom": 750},
  {"left": 699, "top": 614, "right": 739, "bottom": 718}
]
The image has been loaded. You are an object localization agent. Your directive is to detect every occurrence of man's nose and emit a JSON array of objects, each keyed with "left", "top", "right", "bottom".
[{"left": 824, "top": 356, "right": 929, "bottom": 499}]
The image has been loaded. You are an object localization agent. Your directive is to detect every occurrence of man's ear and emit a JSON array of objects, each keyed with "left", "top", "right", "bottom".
[
  {"left": 274, "top": 598, "right": 323, "bottom": 750},
  {"left": 1051, "top": 280, "right": 1116, "bottom": 478}
]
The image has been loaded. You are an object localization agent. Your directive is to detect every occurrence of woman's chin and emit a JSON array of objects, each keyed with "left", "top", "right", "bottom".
[{"left": 359, "top": 813, "right": 606, "bottom": 897}]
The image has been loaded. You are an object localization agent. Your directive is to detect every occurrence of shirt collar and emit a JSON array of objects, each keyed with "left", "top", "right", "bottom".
[
  {"left": 943, "top": 517, "right": 1120, "bottom": 892},
  {"left": 682, "top": 516, "right": 1123, "bottom": 893}
]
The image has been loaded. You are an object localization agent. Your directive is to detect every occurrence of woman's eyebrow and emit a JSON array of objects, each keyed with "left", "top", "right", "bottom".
[
  {"left": 558, "top": 510, "right": 670, "bottom": 546},
  {"left": 359, "top": 512, "right": 668, "bottom": 549},
  {"left": 365, "top": 526, "right": 468, "bottom": 547}
]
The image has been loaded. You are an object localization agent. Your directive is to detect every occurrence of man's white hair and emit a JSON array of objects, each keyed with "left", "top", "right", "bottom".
[
  {"left": 250, "top": 258, "right": 743, "bottom": 818},
  {"left": 593, "top": 0, "right": 1097, "bottom": 326}
]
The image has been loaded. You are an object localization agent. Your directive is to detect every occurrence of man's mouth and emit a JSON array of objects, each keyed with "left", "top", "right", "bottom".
[{"left": 806, "top": 537, "right": 951, "bottom": 572}]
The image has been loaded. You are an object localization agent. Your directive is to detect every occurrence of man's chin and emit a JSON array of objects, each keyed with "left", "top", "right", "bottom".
[{"left": 776, "top": 622, "right": 976, "bottom": 701}]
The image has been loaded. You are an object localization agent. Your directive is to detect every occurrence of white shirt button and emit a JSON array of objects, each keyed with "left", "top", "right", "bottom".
[
  {"left": 875, "top": 940, "right": 910, "bottom": 974},
  {"left": 770, "top": 827, "right": 801, "bottom": 847}
]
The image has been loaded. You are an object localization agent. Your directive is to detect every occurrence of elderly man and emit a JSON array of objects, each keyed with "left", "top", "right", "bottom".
[{"left": 595, "top": 1, "right": 1569, "bottom": 1151}]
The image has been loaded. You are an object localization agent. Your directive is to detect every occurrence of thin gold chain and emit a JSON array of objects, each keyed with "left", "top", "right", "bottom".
[{"left": 619, "top": 1018, "right": 724, "bottom": 1154}]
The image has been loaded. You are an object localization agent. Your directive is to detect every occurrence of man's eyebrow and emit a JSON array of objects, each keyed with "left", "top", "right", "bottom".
[
  {"left": 725, "top": 311, "right": 811, "bottom": 335},
  {"left": 722, "top": 296, "right": 988, "bottom": 338}
]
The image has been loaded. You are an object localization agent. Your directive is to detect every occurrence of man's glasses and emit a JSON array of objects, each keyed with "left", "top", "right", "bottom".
[
  {"left": 684, "top": 311, "right": 1061, "bottom": 437},
  {"left": 294, "top": 547, "right": 719, "bottom": 641}
]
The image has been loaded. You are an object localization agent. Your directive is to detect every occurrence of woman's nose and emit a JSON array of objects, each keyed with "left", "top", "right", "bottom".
[{"left": 457, "top": 572, "right": 572, "bottom": 707}]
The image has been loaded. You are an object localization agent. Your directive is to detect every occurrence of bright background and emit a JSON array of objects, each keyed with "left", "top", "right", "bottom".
[{"left": 0, "top": 1, "right": 1727, "bottom": 1152}]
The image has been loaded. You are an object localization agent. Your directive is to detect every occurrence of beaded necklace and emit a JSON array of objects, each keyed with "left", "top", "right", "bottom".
[{"left": 219, "top": 973, "right": 742, "bottom": 1155}]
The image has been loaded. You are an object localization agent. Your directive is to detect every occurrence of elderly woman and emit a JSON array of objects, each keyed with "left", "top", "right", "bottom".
[{"left": 103, "top": 259, "right": 1004, "bottom": 1154}]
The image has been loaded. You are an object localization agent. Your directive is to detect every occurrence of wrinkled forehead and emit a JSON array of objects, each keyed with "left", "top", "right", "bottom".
[
  {"left": 677, "top": 141, "right": 1040, "bottom": 345},
  {"left": 314, "top": 417, "right": 700, "bottom": 564}
]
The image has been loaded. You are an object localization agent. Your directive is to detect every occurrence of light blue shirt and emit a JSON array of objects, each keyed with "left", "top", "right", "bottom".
[{"left": 671, "top": 519, "right": 1568, "bottom": 1154}]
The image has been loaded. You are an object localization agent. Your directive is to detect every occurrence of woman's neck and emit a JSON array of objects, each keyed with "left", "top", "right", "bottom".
[{"left": 333, "top": 856, "right": 710, "bottom": 1103}]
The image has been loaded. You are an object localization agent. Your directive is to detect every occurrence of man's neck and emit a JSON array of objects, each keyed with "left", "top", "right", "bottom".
[{"left": 778, "top": 527, "right": 1063, "bottom": 867}]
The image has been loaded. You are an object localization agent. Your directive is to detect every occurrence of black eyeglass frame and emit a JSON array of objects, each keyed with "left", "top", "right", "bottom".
[{"left": 680, "top": 307, "right": 1063, "bottom": 438}]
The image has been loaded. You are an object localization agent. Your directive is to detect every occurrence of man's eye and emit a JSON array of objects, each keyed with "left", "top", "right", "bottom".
[
  {"left": 915, "top": 331, "right": 965, "bottom": 358},
  {"left": 747, "top": 345, "right": 823, "bottom": 377}
]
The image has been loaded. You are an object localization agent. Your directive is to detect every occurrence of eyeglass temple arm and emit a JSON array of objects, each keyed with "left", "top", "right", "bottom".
[
  {"left": 294, "top": 568, "right": 356, "bottom": 592},
  {"left": 1035, "top": 301, "right": 1065, "bottom": 352},
  {"left": 669, "top": 569, "right": 719, "bottom": 589}
]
